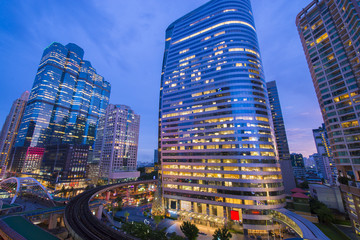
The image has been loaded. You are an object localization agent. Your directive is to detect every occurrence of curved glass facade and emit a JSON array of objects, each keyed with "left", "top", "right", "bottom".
[{"left": 159, "top": 0, "right": 285, "bottom": 233}]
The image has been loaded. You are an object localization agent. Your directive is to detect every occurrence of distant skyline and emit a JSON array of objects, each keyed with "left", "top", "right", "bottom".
[{"left": 0, "top": 0, "right": 321, "bottom": 162}]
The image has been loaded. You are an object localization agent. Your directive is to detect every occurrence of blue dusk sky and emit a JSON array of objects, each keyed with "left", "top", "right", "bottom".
[{"left": 0, "top": 0, "right": 322, "bottom": 163}]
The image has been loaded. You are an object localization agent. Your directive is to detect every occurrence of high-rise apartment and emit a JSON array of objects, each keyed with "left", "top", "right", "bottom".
[
  {"left": 267, "top": 81, "right": 296, "bottom": 194},
  {"left": 313, "top": 124, "right": 337, "bottom": 184},
  {"left": 0, "top": 91, "right": 29, "bottom": 178},
  {"left": 291, "top": 153, "right": 306, "bottom": 180},
  {"left": 296, "top": 0, "right": 360, "bottom": 232},
  {"left": 8, "top": 42, "right": 110, "bottom": 187},
  {"left": 94, "top": 104, "right": 140, "bottom": 183},
  {"left": 159, "top": 0, "right": 285, "bottom": 234}
]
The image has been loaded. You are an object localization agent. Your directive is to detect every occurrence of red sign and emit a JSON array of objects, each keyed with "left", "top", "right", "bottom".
[{"left": 230, "top": 210, "right": 239, "bottom": 221}]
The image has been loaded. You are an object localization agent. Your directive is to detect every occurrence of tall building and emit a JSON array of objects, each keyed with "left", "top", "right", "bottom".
[
  {"left": 311, "top": 153, "right": 327, "bottom": 179},
  {"left": 291, "top": 153, "right": 306, "bottom": 180},
  {"left": 296, "top": 0, "right": 360, "bottom": 232},
  {"left": 159, "top": 0, "right": 285, "bottom": 234},
  {"left": 0, "top": 91, "right": 29, "bottom": 178},
  {"left": 313, "top": 124, "right": 337, "bottom": 184},
  {"left": 42, "top": 144, "right": 89, "bottom": 187},
  {"left": 267, "top": 81, "right": 296, "bottom": 195},
  {"left": 304, "top": 156, "right": 316, "bottom": 169},
  {"left": 154, "top": 149, "right": 159, "bottom": 164},
  {"left": 8, "top": 42, "right": 110, "bottom": 187},
  {"left": 94, "top": 104, "right": 140, "bottom": 183}
]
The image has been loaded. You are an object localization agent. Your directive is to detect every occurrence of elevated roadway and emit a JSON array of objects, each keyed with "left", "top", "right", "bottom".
[{"left": 64, "top": 180, "right": 156, "bottom": 240}]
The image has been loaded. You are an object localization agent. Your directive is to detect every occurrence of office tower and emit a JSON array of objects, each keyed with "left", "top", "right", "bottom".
[
  {"left": 291, "top": 153, "right": 306, "bottom": 180},
  {"left": 42, "top": 144, "right": 89, "bottom": 185},
  {"left": 0, "top": 91, "right": 29, "bottom": 178},
  {"left": 267, "top": 81, "right": 296, "bottom": 194},
  {"left": 159, "top": 0, "right": 285, "bottom": 234},
  {"left": 86, "top": 162, "right": 100, "bottom": 184},
  {"left": 9, "top": 42, "right": 110, "bottom": 186},
  {"left": 313, "top": 124, "right": 337, "bottom": 184},
  {"left": 296, "top": 0, "right": 360, "bottom": 232},
  {"left": 311, "top": 153, "right": 327, "bottom": 178},
  {"left": 154, "top": 149, "right": 159, "bottom": 164},
  {"left": 304, "top": 156, "right": 316, "bottom": 169},
  {"left": 94, "top": 104, "right": 140, "bottom": 183}
]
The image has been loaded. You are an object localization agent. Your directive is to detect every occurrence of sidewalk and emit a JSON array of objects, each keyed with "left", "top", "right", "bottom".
[{"left": 336, "top": 224, "right": 360, "bottom": 240}]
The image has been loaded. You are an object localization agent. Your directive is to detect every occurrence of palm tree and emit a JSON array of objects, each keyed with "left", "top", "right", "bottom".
[
  {"left": 69, "top": 187, "right": 74, "bottom": 197},
  {"left": 180, "top": 221, "right": 199, "bottom": 240},
  {"left": 60, "top": 185, "right": 66, "bottom": 198},
  {"left": 212, "top": 227, "right": 232, "bottom": 240},
  {"left": 124, "top": 211, "right": 130, "bottom": 222}
]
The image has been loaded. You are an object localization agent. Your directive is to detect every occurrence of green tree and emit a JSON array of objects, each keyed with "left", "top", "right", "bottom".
[
  {"left": 169, "top": 234, "right": 185, "bottom": 240},
  {"left": 310, "top": 198, "right": 334, "bottom": 223},
  {"left": 309, "top": 198, "right": 326, "bottom": 214},
  {"left": 124, "top": 211, "right": 130, "bottom": 222},
  {"left": 299, "top": 181, "right": 309, "bottom": 189},
  {"left": 70, "top": 187, "right": 75, "bottom": 197},
  {"left": 110, "top": 204, "right": 122, "bottom": 219},
  {"left": 121, "top": 221, "right": 151, "bottom": 239},
  {"left": 60, "top": 185, "right": 66, "bottom": 198},
  {"left": 338, "top": 176, "right": 349, "bottom": 185},
  {"left": 153, "top": 215, "right": 163, "bottom": 229},
  {"left": 115, "top": 196, "right": 123, "bottom": 211},
  {"left": 149, "top": 228, "right": 168, "bottom": 240},
  {"left": 180, "top": 221, "right": 199, "bottom": 240},
  {"left": 316, "top": 206, "right": 334, "bottom": 223},
  {"left": 212, "top": 227, "right": 232, "bottom": 240}
]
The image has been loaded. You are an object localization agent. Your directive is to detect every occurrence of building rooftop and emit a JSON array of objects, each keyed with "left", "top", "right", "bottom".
[
  {"left": 0, "top": 216, "right": 59, "bottom": 240},
  {"left": 291, "top": 188, "right": 308, "bottom": 193},
  {"left": 292, "top": 193, "right": 310, "bottom": 199},
  {"left": 309, "top": 184, "right": 332, "bottom": 189}
]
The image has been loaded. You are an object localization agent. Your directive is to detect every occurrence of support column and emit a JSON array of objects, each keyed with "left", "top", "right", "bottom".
[
  {"left": 106, "top": 191, "right": 111, "bottom": 201},
  {"left": 59, "top": 216, "right": 65, "bottom": 227},
  {"left": 96, "top": 205, "right": 104, "bottom": 220},
  {"left": 48, "top": 214, "right": 58, "bottom": 230}
]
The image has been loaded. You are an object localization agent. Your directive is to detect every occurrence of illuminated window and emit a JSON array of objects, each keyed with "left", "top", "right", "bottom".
[
  {"left": 214, "top": 31, "right": 225, "bottom": 37},
  {"left": 327, "top": 54, "right": 334, "bottom": 61},
  {"left": 316, "top": 33, "right": 328, "bottom": 44},
  {"left": 229, "top": 48, "right": 244, "bottom": 52},
  {"left": 179, "top": 49, "right": 189, "bottom": 54},
  {"left": 173, "top": 21, "right": 256, "bottom": 45},
  {"left": 342, "top": 121, "right": 359, "bottom": 128}
]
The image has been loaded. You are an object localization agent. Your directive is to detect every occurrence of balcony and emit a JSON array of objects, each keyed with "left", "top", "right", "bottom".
[{"left": 340, "top": 183, "right": 360, "bottom": 197}]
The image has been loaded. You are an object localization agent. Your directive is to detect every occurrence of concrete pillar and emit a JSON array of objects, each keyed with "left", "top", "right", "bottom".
[
  {"left": 96, "top": 205, "right": 104, "bottom": 220},
  {"left": 59, "top": 216, "right": 65, "bottom": 227},
  {"left": 106, "top": 191, "right": 111, "bottom": 201},
  {"left": 48, "top": 214, "right": 58, "bottom": 230}
]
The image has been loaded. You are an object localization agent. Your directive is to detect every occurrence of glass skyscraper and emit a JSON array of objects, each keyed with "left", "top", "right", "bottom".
[
  {"left": 296, "top": 0, "right": 360, "bottom": 233},
  {"left": 15, "top": 42, "right": 110, "bottom": 148},
  {"left": 267, "top": 81, "right": 296, "bottom": 195},
  {"left": 9, "top": 42, "right": 110, "bottom": 181},
  {"left": 159, "top": 0, "right": 285, "bottom": 234}
]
